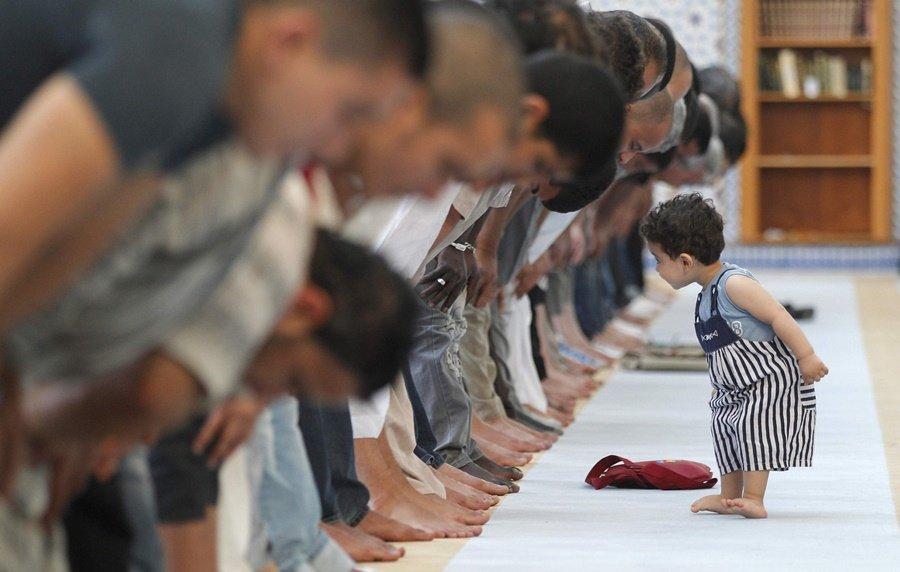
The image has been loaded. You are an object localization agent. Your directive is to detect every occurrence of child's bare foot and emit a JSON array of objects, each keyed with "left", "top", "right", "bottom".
[
  {"left": 690, "top": 494, "right": 731, "bottom": 515},
  {"left": 725, "top": 497, "right": 768, "bottom": 519}
]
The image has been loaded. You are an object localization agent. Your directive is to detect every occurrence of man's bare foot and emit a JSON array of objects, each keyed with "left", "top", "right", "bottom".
[
  {"left": 489, "top": 419, "right": 555, "bottom": 450},
  {"left": 475, "top": 454, "right": 524, "bottom": 481},
  {"left": 414, "top": 492, "right": 490, "bottom": 526},
  {"left": 545, "top": 391, "right": 577, "bottom": 414},
  {"left": 541, "top": 379, "right": 581, "bottom": 408},
  {"left": 477, "top": 439, "right": 532, "bottom": 467},
  {"left": 321, "top": 521, "right": 404, "bottom": 562},
  {"left": 357, "top": 509, "right": 434, "bottom": 542},
  {"left": 496, "top": 418, "right": 557, "bottom": 446},
  {"left": 434, "top": 468, "right": 497, "bottom": 510},
  {"left": 438, "top": 462, "right": 509, "bottom": 496},
  {"left": 545, "top": 374, "right": 597, "bottom": 398},
  {"left": 472, "top": 416, "right": 546, "bottom": 453},
  {"left": 371, "top": 491, "right": 481, "bottom": 538},
  {"left": 521, "top": 405, "right": 569, "bottom": 430},
  {"left": 724, "top": 497, "right": 768, "bottom": 519},
  {"left": 535, "top": 403, "right": 573, "bottom": 427},
  {"left": 690, "top": 494, "right": 732, "bottom": 515},
  {"left": 458, "top": 461, "right": 519, "bottom": 493}
]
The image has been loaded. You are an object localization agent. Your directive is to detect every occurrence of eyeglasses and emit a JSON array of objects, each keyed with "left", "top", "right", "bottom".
[{"left": 633, "top": 19, "right": 678, "bottom": 103}]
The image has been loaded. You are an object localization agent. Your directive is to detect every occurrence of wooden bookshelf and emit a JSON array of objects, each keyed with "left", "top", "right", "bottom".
[
  {"left": 757, "top": 37, "right": 873, "bottom": 48},
  {"left": 758, "top": 92, "right": 872, "bottom": 102},
  {"left": 741, "top": 0, "right": 892, "bottom": 244}
]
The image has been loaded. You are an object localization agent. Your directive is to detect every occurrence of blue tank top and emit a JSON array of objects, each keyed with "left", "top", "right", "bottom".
[{"left": 697, "top": 263, "right": 775, "bottom": 342}]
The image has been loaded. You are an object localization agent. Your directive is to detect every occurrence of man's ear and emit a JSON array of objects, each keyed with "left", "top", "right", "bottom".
[
  {"left": 276, "top": 284, "right": 334, "bottom": 337},
  {"left": 519, "top": 94, "right": 550, "bottom": 134}
]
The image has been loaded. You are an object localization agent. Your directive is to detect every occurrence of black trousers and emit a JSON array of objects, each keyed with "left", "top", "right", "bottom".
[{"left": 297, "top": 400, "right": 371, "bottom": 526}]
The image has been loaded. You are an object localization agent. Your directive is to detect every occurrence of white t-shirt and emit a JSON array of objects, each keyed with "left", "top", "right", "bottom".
[
  {"left": 527, "top": 211, "right": 580, "bottom": 264},
  {"left": 419, "top": 183, "right": 515, "bottom": 273}
]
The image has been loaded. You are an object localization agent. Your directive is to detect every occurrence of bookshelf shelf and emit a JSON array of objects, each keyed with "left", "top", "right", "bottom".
[
  {"left": 758, "top": 38, "right": 872, "bottom": 49},
  {"left": 758, "top": 155, "right": 872, "bottom": 168},
  {"left": 753, "top": 231, "right": 876, "bottom": 245},
  {"left": 742, "top": 0, "right": 892, "bottom": 244},
  {"left": 759, "top": 93, "right": 872, "bottom": 103}
]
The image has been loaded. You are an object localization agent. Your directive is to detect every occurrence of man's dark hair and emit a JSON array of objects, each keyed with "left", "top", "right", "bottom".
[
  {"left": 587, "top": 11, "right": 645, "bottom": 99},
  {"left": 644, "top": 146, "right": 677, "bottom": 173},
  {"left": 541, "top": 157, "right": 617, "bottom": 213},
  {"left": 699, "top": 66, "right": 742, "bottom": 116},
  {"left": 485, "top": 0, "right": 597, "bottom": 57},
  {"left": 254, "top": 0, "right": 430, "bottom": 79},
  {"left": 639, "top": 193, "right": 724, "bottom": 264},
  {"left": 682, "top": 97, "right": 712, "bottom": 154},
  {"left": 719, "top": 111, "right": 747, "bottom": 165},
  {"left": 309, "top": 229, "right": 417, "bottom": 398},
  {"left": 526, "top": 51, "right": 625, "bottom": 181},
  {"left": 679, "top": 88, "right": 704, "bottom": 149}
]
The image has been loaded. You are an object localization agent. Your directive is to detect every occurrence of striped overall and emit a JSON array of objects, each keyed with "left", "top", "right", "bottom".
[{"left": 695, "top": 273, "right": 816, "bottom": 475}]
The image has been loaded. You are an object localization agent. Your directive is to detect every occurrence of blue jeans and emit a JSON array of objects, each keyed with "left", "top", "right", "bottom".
[
  {"left": 256, "top": 397, "right": 354, "bottom": 572},
  {"left": 119, "top": 448, "right": 165, "bottom": 572}
]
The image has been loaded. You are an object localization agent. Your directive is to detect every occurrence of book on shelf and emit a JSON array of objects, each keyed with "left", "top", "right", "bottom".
[
  {"left": 759, "top": 0, "right": 871, "bottom": 39},
  {"left": 759, "top": 49, "right": 871, "bottom": 99},
  {"left": 777, "top": 49, "right": 801, "bottom": 98}
]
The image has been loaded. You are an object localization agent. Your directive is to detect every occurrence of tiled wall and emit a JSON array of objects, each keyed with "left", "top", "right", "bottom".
[{"left": 583, "top": 0, "right": 899, "bottom": 269}]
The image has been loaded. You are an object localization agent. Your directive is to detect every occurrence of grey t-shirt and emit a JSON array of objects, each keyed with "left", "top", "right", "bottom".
[
  {"left": 698, "top": 263, "right": 776, "bottom": 342},
  {"left": 0, "top": 0, "right": 240, "bottom": 170},
  {"left": 6, "top": 140, "right": 286, "bottom": 397}
]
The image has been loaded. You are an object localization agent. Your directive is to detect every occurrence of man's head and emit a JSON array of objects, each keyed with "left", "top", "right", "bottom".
[
  {"left": 678, "top": 92, "right": 712, "bottom": 157},
  {"left": 485, "top": 0, "right": 597, "bottom": 56},
  {"left": 338, "top": 0, "right": 524, "bottom": 197},
  {"left": 699, "top": 66, "right": 742, "bottom": 116},
  {"left": 719, "top": 111, "right": 748, "bottom": 166},
  {"left": 261, "top": 229, "right": 418, "bottom": 402},
  {"left": 498, "top": 51, "right": 625, "bottom": 188},
  {"left": 589, "top": 11, "right": 666, "bottom": 101},
  {"left": 618, "top": 90, "right": 674, "bottom": 165},
  {"left": 537, "top": 156, "right": 617, "bottom": 213},
  {"left": 231, "top": 0, "right": 430, "bottom": 163},
  {"left": 640, "top": 193, "right": 724, "bottom": 289}
]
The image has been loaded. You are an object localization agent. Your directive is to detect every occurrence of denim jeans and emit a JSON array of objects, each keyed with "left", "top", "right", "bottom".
[
  {"left": 297, "top": 400, "right": 371, "bottom": 526},
  {"left": 120, "top": 448, "right": 165, "bottom": 572},
  {"left": 256, "top": 397, "right": 354, "bottom": 572},
  {"left": 407, "top": 295, "right": 480, "bottom": 467}
]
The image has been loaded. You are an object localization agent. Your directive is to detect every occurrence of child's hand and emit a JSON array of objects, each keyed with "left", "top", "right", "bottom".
[{"left": 798, "top": 354, "right": 828, "bottom": 385}]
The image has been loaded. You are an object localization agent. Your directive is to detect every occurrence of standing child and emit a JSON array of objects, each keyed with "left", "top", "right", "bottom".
[{"left": 639, "top": 193, "right": 828, "bottom": 519}]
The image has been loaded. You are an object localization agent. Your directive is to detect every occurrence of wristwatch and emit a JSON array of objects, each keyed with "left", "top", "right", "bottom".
[{"left": 450, "top": 242, "right": 476, "bottom": 254}]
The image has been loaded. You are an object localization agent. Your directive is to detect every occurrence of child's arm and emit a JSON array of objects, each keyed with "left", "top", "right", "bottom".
[{"left": 725, "top": 276, "right": 829, "bottom": 384}]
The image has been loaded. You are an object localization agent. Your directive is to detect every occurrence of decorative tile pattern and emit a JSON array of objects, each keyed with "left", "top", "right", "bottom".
[{"left": 585, "top": 0, "right": 899, "bottom": 268}]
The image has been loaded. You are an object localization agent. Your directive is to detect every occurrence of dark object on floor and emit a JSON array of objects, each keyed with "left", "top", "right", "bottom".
[
  {"left": 622, "top": 353, "right": 708, "bottom": 372},
  {"left": 783, "top": 303, "right": 815, "bottom": 321}
]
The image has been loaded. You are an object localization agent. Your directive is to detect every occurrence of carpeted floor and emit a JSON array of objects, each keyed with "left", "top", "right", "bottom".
[{"left": 443, "top": 274, "right": 900, "bottom": 571}]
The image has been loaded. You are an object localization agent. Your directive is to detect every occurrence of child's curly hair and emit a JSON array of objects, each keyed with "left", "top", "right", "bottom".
[{"left": 639, "top": 193, "right": 725, "bottom": 264}]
